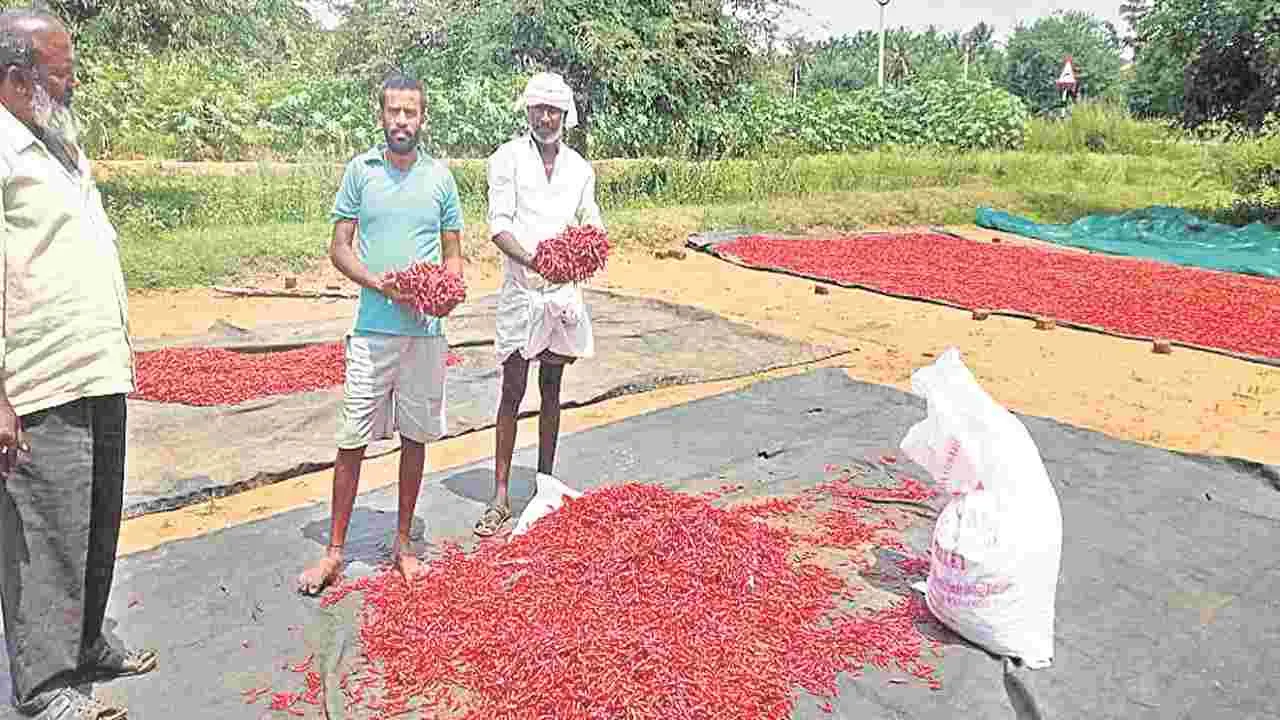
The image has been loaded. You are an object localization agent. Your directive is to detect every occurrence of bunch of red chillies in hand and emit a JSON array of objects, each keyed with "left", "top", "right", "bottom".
[
  {"left": 385, "top": 261, "right": 467, "bottom": 318},
  {"left": 533, "top": 224, "right": 610, "bottom": 284}
]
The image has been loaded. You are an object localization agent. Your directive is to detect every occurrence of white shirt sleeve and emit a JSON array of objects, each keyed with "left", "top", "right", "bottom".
[
  {"left": 0, "top": 154, "right": 9, "bottom": 373},
  {"left": 577, "top": 163, "right": 604, "bottom": 231},
  {"left": 487, "top": 145, "right": 518, "bottom": 239}
]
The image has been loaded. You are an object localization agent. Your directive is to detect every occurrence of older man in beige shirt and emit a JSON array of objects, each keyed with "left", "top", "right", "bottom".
[{"left": 1, "top": 10, "right": 156, "bottom": 720}]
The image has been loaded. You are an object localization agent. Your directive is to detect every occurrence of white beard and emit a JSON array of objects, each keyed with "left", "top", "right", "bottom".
[
  {"left": 532, "top": 125, "right": 563, "bottom": 146},
  {"left": 31, "top": 81, "right": 81, "bottom": 155}
]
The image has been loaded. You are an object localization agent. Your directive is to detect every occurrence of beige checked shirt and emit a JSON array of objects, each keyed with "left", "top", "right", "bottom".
[{"left": 1, "top": 104, "right": 134, "bottom": 418}]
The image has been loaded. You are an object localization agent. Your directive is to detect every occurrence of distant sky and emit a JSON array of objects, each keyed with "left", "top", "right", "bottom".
[
  {"left": 777, "top": 0, "right": 1128, "bottom": 42},
  {"left": 305, "top": 0, "right": 1131, "bottom": 44}
]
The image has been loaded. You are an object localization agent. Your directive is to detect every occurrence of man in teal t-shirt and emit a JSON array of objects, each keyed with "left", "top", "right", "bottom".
[{"left": 298, "top": 72, "right": 465, "bottom": 595}]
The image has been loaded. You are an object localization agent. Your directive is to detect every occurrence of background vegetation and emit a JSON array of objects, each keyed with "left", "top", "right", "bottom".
[
  {"left": 2, "top": 0, "right": 1272, "bottom": 161},
  {"left": 1, "top": 0, "right": 1275, "bottom": 289}
]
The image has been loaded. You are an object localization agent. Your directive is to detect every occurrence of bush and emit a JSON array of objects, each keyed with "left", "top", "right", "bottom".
[
  {"left": 1023, "top": 101, "right": 1179, "bottom": 156},
  {"left": 596, "top": 80, "right": 1028, "bottom": 159},
  {"left": 76, "top": 48, "right": 1028, "bottom": 162},
  {"left": 420, "top": 74, "right": 529, "bottom": 158},
  {"left": 75, "top": 49, "right": 525, "bottom": 162},
  {"left": 1212, "top": 125, "right": 1280, "bottom": 223}
]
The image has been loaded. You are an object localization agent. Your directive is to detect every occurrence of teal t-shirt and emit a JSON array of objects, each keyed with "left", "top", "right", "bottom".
[{"left": 331, "top": 146, "right": 465, "bottom": 337}]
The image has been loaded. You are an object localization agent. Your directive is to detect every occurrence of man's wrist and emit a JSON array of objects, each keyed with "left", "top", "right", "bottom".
[
  {"left": 494, "top": 231, "right": 534, "bottom": 268},
  {"left": 514, "top": 244, "right": 535, "bottom": 269},
  {"left": 351, "top": 263, "right": 383, "bottom": 292}
]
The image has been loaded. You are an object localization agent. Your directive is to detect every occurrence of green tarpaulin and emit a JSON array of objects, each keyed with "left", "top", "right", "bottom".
[{"left": 975, "top": 206, "right": 1280, "bottom": 278}]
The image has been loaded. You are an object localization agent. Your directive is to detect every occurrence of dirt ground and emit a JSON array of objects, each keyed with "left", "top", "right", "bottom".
[{"left": 118, "top": 226, "right": 1279, "bottom": 553}]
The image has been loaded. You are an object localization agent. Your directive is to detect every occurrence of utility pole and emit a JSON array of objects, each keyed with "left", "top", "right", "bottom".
[{"left": 876, "top": 0, "right": 891, "bottom": 88}]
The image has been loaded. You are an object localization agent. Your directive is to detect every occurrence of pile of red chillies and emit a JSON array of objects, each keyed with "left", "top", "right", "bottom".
[
  {"left": 716, "top": 232, "right": 1280, "bottom": 360},
  {"left": 386, "top": 261, "right": 467, "bottom": 318},
  {"left": 131, "top": 345, "right": 464, "bottom": 406},
  {"left": 264, "top": 473, "right": 941, "bottom": 719},
  {"left": 534, "top": 225, "right": 610, "bottom": 284}
]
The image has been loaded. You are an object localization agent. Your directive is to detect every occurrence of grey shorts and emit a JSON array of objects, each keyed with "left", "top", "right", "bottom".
[{"left": 336, "top": 334, "right": 448, "bottom": 449}]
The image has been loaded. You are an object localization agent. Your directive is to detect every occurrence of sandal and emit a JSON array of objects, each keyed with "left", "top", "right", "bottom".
[
  {"left": 473, "top": 504, "right": 511, "bottom": 537},
  {"left": 82, "top": 642, "right": 159, "bottom": 681},
  {"left": 34, "top": 688, "right": 127, "bottom": 720}
]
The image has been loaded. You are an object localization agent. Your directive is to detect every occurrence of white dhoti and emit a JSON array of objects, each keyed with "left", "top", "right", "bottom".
[
  {"left": 492, "top": 265, "right": 594, "bottom": 421},
  {"left": 494, "top": 277, "right": 594, "bottom": 364}
]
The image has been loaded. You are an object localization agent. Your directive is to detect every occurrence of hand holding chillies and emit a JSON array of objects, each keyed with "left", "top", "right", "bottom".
[
  {"left": 384, "top": 261, "right": 467, "bottom": 318},
  {"left": 533, "top": 225, "right": 610, "bottom": 284}
]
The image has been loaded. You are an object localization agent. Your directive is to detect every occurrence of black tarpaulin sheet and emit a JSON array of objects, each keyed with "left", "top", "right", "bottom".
[
  {"left": 2, "top": 369, "right": 1276, "bottom": 719},
  {"left": 121, "top": 289, "right": 841, "bottom": 519}
]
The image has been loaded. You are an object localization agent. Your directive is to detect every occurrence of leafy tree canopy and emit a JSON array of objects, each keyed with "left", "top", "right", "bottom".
[
  {"left": 3, "top": 0, "right": 317, "bottom": 57},
  {"left": 1003, "top": 10, "right": 1125, "bottom": 115},
  {"left": 1127, "top": 0, "right": 1280, "bottom": 129}
]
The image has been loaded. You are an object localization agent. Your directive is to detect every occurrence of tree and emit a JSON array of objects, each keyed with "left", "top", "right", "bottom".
[
  {"left": 960, "top": 22, "right": 1005, "bottom": 82},
  {"left": 1118, "top": 0, "right": 1151, "bottom": 50},
  {"left": 1002, "top": 11, "right": 1125, "bottom": 115},
  {"left": 325, "top": 0, "right": 461, "bottom": 78},
  {"left": 6, "top": 0, "right": 318, "bottom": 57},
  {"left": 801, "top": 33, "right": 878, "bottom": 92},
  {"left": 780, "top": 32, "right": 817, "bottom": 98},
  {"left": 502, "top": 0, "right": 754, "bottom": 154},
  {"left": 1128, "top": 0, "right": 1280, "bottom": 129},
  {"left": 962, "top": 21, "right": 995, "bottom": 51},
  {"left": 333, "top": 0, "right": 768, "bottom": 157},
  {"left": 798, "top": 24, "right": 1003, "bottom": 95},
  {"left": 1123, "top": 0, "right": 1183, "bottom": 120}
]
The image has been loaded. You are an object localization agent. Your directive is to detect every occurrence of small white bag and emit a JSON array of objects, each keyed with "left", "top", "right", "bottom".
[
  {"left": 511, "top": 472, "right": 583, "bottom": 537},
  {"left": 900, "top": 348, "right": 1063, "bottom": 669}
]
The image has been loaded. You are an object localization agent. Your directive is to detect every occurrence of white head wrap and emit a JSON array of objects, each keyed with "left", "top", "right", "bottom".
[{"left": 516, "top": 72, "right": 579, "bottom": 129}]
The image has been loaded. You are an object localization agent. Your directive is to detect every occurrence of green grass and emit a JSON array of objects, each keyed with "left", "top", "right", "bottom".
[
  {"left": 109, "top": 145, "right": 1271, "bottom": 290},
  {"left": 1023, "top": 101, "right": 1182, "bottom": 157},
  {"left": 102, "top": 148, "right": 1233, "bottom": 231},
  {"left": 121, "top": 220, "right": 335, "bottom": 289}
]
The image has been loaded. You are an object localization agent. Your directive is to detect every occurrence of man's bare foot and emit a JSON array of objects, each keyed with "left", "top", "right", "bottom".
[
  {"left": 392, "top": 540, "right": 425, "bottom": 583},
  {"left": 298, "top": 550, "right": 344, "bottom": 596}
]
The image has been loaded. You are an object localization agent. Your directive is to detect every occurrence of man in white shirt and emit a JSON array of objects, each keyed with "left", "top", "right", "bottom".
[
  {"left": 1, "top": 10, "right": 156, "bottom": 720},
  {"left": 474, "top": 72, "right": 604, "bottom": 537}
]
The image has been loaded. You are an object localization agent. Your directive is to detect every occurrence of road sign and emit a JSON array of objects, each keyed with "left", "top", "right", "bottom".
[{"left": 1055, "top": 56, "right": 1077, "bottom": 90}]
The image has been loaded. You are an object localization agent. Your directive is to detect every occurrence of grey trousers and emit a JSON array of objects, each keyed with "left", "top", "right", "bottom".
[{"left": 0, "top": 395, "right": 126, "bottom": 714}]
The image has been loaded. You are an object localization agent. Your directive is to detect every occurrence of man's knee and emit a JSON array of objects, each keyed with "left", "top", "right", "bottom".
[
  {"left": 497, "top": 390, "right": 524, "bottom": 417},
  {"left": 334, "top": 447, "right": 367, "bottom": 473},
  {"left": 538, "top": 365, "right": 564, "bottom": 396},
  {"left": 500, "top": 358, "right": 529, "bottom": 407},
  {"left": 538, "top": 375, "right": 562, "bottom": 399}
]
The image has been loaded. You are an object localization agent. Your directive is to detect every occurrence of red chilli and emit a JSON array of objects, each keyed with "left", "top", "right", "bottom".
[
  {"left": 130, "top": 344, "right": 464, "bottom": 406},
  {"left": 268, "top": 475, "right": 946, "bottom": 718},
  {"left": 386, "top": 261, "right": 467, "bottom": 318},
  {"left": 533, "top": 225, "right": 610, "bottom": 284},
  {"left": 717, "top": 232, "right": 1280, "bottom": 360}
]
